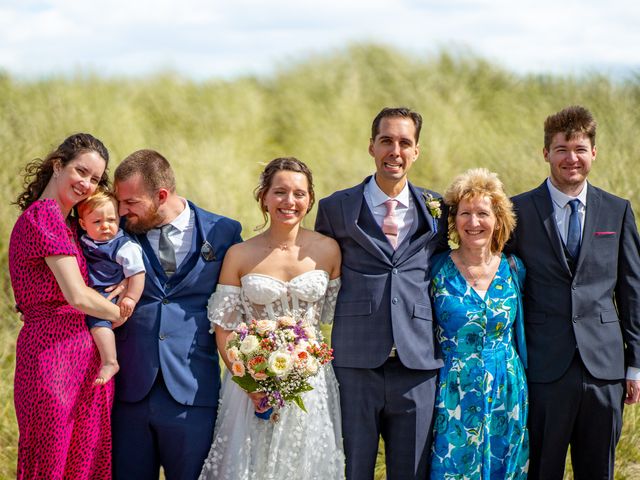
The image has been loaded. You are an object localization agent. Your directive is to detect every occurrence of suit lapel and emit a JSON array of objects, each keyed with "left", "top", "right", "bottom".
[
  {"left": 341, "top": 179, "right": 393, "bottom": 266},
  {"left": 531, "top": 182, "right": 572, "bottom": 276},
  {"left": 575, "top": 184, "right": 600, "bottom": 273}
]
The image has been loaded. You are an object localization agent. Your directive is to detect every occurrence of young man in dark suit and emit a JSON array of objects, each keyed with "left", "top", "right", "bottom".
[{"left": 508, "top": 105, "right": 640, "bottom": 479}]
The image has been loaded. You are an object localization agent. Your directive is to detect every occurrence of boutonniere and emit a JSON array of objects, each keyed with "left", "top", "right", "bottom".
[{"left": 422, "top": 192, "right": 442, "bottom": 220}]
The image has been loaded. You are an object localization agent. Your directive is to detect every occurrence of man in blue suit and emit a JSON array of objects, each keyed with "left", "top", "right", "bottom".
[
  {"left": 315, "top": 107, "right": 448, "bottom": 479},
  {"left": 111, "top": 150, "right": 242, "bottom": 479},
  {"left": 508, "top": 106, "right": 640, "bottom": 479}
]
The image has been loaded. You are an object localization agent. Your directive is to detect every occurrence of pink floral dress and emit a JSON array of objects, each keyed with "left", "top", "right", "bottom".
[{"left": 9, "top": 198, "right": 114, "bottom": 480}]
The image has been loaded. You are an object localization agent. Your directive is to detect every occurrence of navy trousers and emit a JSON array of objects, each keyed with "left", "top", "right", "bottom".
[
  {"left": 528, "top": 354, "right": 625, "bottom": 480},
  {"left": 112, "top": 374, "right": 217, "bottom": 480},
  {"left": 335, "top": 357, "right": 438, "bottom": 480}
]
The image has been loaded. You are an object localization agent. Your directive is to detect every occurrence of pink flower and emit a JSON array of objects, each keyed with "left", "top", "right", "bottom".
[
  {"left": 227, "top": 346, "right": 240, "bottom": 363},
  {"left": 255, "top": 320, "right": 277, "bottom": 335},
  {"left": 277, "top": 315, "right": 296, "bottom": 327},
  {"left": 231, "top": 361, "right": 246, "bottom": 377},
  {"left": 250, "top": 371, "right": 268, "bottom": 381}
]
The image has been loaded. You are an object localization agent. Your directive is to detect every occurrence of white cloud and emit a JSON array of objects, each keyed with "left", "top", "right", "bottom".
[{"left": 0, "top": 0, "right": 638, "bottom": 78}]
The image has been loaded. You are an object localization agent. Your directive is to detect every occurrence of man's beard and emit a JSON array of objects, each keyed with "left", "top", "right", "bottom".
[{"left": 124, "top": 209, "right": 163, "bottom": 235}]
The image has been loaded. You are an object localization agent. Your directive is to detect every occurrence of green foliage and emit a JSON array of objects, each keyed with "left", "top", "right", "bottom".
[
  {"left": 231, "top": 374, "right": 260, "bottom": 393},
  {"left": 2, "top": 44, "right": 640, "bottom": 478}
]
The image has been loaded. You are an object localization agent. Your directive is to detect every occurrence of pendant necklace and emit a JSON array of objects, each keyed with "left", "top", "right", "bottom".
[{"left": 459, "top": 252, "right": 492, "bottom": 287}]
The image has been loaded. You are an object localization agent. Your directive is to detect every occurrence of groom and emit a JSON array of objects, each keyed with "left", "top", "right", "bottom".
[
  {"left": 111, "top": 149, "right": 242, "bottom": 479},
  {"left": 315, "top": 107, "right": 448, "bottom": 479}
]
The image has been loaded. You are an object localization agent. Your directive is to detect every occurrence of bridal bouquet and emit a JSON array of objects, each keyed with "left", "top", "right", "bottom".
[{"left": 225, "top": 314, "right": 333, "bottom": 419}]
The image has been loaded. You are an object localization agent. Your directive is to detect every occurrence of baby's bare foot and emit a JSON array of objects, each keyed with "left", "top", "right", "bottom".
[{"left": 94, "top": 361, "right": 119, "bottom": 386}]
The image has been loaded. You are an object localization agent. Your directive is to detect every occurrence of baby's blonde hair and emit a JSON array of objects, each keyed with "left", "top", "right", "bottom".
[{"left": 77, "top": 188, "right": 119, "bottom": 219}]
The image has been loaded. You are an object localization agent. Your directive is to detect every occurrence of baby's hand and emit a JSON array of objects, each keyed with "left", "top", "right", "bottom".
[{"left": 120, "top": 297, "right": 136, "bottom": 318}]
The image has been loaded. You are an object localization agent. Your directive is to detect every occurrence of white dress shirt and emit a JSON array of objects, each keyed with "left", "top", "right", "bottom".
[
  {"left": 546, "top": 178, "right": 587, "bottom": 245},
  {"left": 364, "top": 176, "right": 414, "bottom": 247},
  {"left": 145, "top": 198, "right": 194, "bottom": 270}
]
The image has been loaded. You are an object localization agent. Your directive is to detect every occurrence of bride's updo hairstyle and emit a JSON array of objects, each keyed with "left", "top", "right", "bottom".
[{"left": 254, "top": 157, "right": 315, "bottom": 230}]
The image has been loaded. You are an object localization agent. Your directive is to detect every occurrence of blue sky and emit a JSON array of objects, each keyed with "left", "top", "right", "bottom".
[{"left": 1, "top": 0, "right": 638, "bottom": 79}]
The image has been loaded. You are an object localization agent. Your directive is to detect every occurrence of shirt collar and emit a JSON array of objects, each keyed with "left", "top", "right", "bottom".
[
  {"left": 367, "top": 176, "right": 410, "bottom": 208},
  {"left": 162, "top": 197, "right": 190, "bottom": 232},
  {"left": 546, "top": 178, "right": 588, "bottom": 209}
]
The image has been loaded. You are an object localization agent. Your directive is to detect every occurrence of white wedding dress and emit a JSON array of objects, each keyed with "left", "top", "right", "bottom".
[{"left": 199, "top": 270, "right": 345, "bottom": 480}]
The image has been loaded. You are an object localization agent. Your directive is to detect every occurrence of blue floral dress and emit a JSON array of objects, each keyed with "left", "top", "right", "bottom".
[{"left": 430, "top": 254, "right": 528, "bottom": 479}]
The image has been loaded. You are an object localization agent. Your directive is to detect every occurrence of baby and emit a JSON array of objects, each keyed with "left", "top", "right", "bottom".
[{"left": 78, "top": 188, "right": 146, "bottom": 385}]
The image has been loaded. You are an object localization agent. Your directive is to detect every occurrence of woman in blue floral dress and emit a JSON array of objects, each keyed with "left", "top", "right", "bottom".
[{"left": 430, "top": 168, "right": 528, "bottom": 479}]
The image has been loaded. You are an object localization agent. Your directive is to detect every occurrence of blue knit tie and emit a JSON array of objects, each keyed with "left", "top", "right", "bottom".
[{"left": 566, "top": 199, "right": 582, "bottom": 259}]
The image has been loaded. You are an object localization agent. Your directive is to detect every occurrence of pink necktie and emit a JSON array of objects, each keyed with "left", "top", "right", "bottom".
[{"left": 382, "top": 199, "right": 399, "bottom": 249}]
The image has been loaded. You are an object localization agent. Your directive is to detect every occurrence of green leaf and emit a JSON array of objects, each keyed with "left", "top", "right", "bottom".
[
  {"left": 292, "top": 395, "right": 307, "bottom": 413},
  {"left": 231, "top": 375, "right": 260, "bottom": 392},
  {"left": 297, "top": 384, "right": 314, "bottom": 394}
]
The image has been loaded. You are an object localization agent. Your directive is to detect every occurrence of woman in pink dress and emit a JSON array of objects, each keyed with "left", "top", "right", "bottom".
[{"left": 9, "top": 133, "right": 125, "bottom": 479}]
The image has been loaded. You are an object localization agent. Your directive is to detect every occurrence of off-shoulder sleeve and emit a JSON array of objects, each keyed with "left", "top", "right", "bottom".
[
  {"left": 320, "top": 277, "right": 341, "bottom": 325},
  {"left": 207, "top": 284, "right": 245, "bottom": 332}
]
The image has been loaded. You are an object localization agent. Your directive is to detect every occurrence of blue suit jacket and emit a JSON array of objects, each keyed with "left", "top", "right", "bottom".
[
  {"left": 315, "top": 177, "right": 448, "bottom": 370},
  {"left": 114, "top": 201, "right": 242, "bottom": 406}
]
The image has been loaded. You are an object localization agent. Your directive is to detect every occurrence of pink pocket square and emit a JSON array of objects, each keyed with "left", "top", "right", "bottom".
[{"left": 594, "top": 231, "right": 616, "bottom": 236}]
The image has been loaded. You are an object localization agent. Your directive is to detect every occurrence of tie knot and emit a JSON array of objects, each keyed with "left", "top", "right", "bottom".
[
  {"left": 384, "top": 199, "right": 398, "bottom": 215},
  {"left": 160, "top": 224, "right": 173, "bottom": 235},
  {"left": 568, "top": 199, "right": 581, "bottom": 213}
]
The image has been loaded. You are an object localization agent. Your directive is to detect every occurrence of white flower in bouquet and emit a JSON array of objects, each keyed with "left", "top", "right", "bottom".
[
  {"left": 268, "top": 350, "right": 294, "bottom": 377},
  {"left": 227, "top": 346, "right": 241, "bottom": 363},
  {"left": 304, "top": 356, "right": 320, "bottom": 375},
  {"left": 255, "top": 319, "right": 277, "bottom": 335},
  {"left": 295, "top": 340, "right": 310, "bottom": 353},
  {"left": 240, "top": 334, "right": 260, "bottom": 355},
  {"left": 303, "top": 326, "right": 317, "bottom": 340},
  {"left": 231, "top": 361, "right": 246, "bottom": 377}
]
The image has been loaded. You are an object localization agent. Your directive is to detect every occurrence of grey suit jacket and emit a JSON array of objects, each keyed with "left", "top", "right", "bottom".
[
  {"left": 315, "top": 176, "right": 448, "bottom": 370},
  {"left": 509, "top": 181, "right": 640, "bottom": 382}
]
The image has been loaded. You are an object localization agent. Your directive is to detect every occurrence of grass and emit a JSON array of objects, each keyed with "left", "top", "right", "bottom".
[{"left": 1, "top": 44, "right": 640, "bottom": 478}]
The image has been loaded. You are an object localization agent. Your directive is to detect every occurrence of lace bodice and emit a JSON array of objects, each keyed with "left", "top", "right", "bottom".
[{"left": 208, "top": 270, "right": 341, "bottom": 332}]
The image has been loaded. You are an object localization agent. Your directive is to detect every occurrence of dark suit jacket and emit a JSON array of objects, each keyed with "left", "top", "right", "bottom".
[
  {"left": 315, "top": 176, "right": 448, "bottom": 370},
  {"left": 115, "top": 201, "right": 242, "bottom": 406},
  {"left": 508, "top": 181, "right": 640, "bottom": 383}
]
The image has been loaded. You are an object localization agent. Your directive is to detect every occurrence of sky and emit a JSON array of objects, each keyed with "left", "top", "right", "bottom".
[{"left": 0, "top": 0, "right": 638, "bottom": 80}]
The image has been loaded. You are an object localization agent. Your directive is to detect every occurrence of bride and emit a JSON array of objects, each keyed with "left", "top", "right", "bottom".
[{"left": 199, "top": 157, "right": 345, "bottom": 479}]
